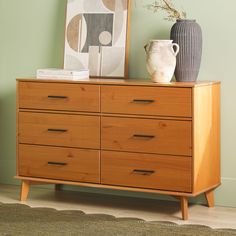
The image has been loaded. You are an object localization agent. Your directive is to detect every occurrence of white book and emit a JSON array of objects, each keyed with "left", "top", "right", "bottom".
[
  {"left": 37, "top": 68, "right": 89, "bottom": 77},
  {"left": 37, "top": 74, "right": 90, "bottom": 81}
]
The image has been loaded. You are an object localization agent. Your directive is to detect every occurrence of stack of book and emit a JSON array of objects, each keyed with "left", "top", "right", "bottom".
[{"left": 36, "top": 68, "right": 90, "bottom": 80}]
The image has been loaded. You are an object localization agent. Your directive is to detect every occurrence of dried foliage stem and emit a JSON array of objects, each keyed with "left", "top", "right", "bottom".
[{"left": 145, "top": 0, "right": 186, "bottom": 22}]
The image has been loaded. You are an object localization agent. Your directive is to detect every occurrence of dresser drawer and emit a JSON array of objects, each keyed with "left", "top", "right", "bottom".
[
  {"left": 101, "top": 151, "right": 192, "bottom": 192},
  {"left": 19, "top": 112, "right": 100, "bottom": 149},
  {"left": 18, "top": 81, "right": 100, "bottom": 112},
  {"left": 18, "top": 144, "right": 100, "bottom": 183},
  {"left": 101, "top": 117, "right": 192, "bottom": 156},
  {"left": 101, "top": 86, "right": 191, "bottom": 117}
]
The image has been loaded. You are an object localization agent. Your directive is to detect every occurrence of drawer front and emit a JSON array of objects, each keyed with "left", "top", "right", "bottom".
[
  {"left": 19, "top": 144, "right": 100, "bottom": 183},
  {"left": 102, "top": 117, "right": 192, "bottom": 156},
  {"left": 101, "top": 86, "right": 191, "bottom": 117},
  {"left": 101, "top": 151, "right": 192, "bottom": 192},
  {"left": 19, "top": 112, "right": 100, "bottom": 149},
  {"left": 18, "top": 81, "right": 100, "bottom": 112}
]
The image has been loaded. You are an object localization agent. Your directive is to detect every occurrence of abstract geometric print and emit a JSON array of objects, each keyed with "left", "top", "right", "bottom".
[
  {"left": 64, "top": 0, "right": 129, "bottom": 77},
  {"left": 81, "top": 14, "right": 114, "bottom": 53}
]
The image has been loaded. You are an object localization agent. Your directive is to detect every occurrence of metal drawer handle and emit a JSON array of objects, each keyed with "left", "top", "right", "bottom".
[
  {"left": 47, "top": 95, "right": 68, "bottom": 99},
  {"left": 48, "top": 162, "right": 67, "bottom": 166},
  {"left": 132, "top": 99, "right": 155, "bottom": 104},
  {"left": 132, "top": 169, "right": 155, "bottom": 175},
  {"left": 132, "top": 134, "right": 155, "bottom": 139},
  {"left": 47, "top": 129, "right": 68, "bottom": 133}
]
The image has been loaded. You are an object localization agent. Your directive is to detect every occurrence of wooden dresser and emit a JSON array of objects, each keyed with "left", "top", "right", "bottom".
[{"left": 16, "top": 78, "right": 221, "bottom": 220}]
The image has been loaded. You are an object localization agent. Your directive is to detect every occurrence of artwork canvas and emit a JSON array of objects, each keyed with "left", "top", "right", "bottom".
[{"left": 64, "top": 0, "right": 130, "bottom": 78}]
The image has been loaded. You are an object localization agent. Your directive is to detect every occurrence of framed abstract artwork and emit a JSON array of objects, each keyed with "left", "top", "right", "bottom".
[{"left": 64, "top": 0, "right": 131, "bottom": 78}]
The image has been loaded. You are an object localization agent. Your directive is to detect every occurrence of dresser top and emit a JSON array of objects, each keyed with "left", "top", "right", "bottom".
[{"left": 17, "top": 78, "right": 220, "bottom": 88}]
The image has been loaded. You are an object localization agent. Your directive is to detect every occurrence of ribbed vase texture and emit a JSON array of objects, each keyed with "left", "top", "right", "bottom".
[{"left": 170, "top": 19, "right": 202, "bottom": 82}]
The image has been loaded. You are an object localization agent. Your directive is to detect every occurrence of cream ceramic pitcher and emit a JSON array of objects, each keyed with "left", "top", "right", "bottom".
[{"left": 144, "top": 40, "right": 179, "bottom": 83}]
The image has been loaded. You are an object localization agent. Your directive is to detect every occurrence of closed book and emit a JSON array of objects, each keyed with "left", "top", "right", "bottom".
[
  {"left": 37, "top": 68, "right": 89, "bottom": 77},
  {"left": 36, "top": 74, "right": 90, "bottom": 81}
]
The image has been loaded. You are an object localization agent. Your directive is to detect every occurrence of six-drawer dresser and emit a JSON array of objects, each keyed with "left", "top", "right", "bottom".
[{"left": 16, "top": 78, "right": 221, "bottom": 220}]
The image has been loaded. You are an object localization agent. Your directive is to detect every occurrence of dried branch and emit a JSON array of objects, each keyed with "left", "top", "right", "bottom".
[{"left": 145, "top": 0, "right": 187, "bottom": 21}]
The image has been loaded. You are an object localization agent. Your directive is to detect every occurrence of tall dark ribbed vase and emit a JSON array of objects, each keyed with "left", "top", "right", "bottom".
[{"left": 170, "top": 19, "right": 202, "bottom": 82}]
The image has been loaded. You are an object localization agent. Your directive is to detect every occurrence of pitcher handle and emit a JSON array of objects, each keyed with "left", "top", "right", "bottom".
[
  {"left": 172, "top": 43, "right": 180, "bottom": 56},
  {"left": 144, "top": 43, "right": 150, "bottom": 54}
]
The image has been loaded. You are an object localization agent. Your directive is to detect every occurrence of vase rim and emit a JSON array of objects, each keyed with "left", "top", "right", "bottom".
[
  {"left": 150, "top": 39, "right": 173, "bottom": 42},
  {"left": 176, "top": 19, "right": 196, "bottom": 22}
]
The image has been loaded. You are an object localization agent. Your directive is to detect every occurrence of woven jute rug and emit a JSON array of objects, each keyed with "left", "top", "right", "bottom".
[{"left": 0, "top": 203, "right": 235, "bottom": 236}]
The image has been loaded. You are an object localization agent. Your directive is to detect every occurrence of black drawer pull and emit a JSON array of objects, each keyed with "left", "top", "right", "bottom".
[
  {"left": 48, "top": 162, "right": 67, "bottom": 166},
  {"left": 132, "top": 169, "right": 155, "bottom": 175},
  {"left": 47, "top": 95, "right": 68, "bottom": 99},
  {"left": 47, "top": 129, "right": 68, "bottom": 133},
  {"left": 132, "top": 134, "right": 155, "bottom": 139},
  {"left": 132, "top": 99, "right": 155, "bottom": 104}
]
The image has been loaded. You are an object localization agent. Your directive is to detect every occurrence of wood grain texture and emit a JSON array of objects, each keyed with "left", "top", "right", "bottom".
[
  {"left": 101, "top": 113, "right": 191, "bottom": 121},
  {"left": 192, "top": 84, "right": 221, "bottom": 193},
  {"left": 101, "top": 85, "right": 192, "bottom": 117},
  {"left": 18, "top": 112, "right": 100, "bottom": 149},
  {"left": 180, "top": 196, "right": 188, "bottom": 220},
  {"left": 124, "top": 0, "right": 132, "bottom": 79},
  {"left": 101, "top": 116, "right": 192, "bottom": 156},
  {"left": 16, "top": 79, "right": 221, "bottom": 220},
  {"left": 15, "top": 176, "right": 218, "bottom": 197},
  {"left": 205, "top": 190, "right": 215, "bottom": 207},
  {"left": 17, "top": 78, "right": 220, "bottom": 88},
  {"left": 16, "top": 82, "right": 20, "bottom": 176},
  {"left": 101, "top": 151, "right": 192, "bottom": 192},
  {"left": 18, "top": 81, "right": 100, "bottom": 112},
  {"left": 19, "top": 144, "right": 100, "bottom": 183},
  {"left": 20, "top": 180, "right": 30, "bottom": 201}
]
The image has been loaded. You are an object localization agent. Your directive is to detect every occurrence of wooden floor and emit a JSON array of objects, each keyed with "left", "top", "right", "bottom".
[{"left": 0, "top": 184, "right": 236, "bottom": 229}]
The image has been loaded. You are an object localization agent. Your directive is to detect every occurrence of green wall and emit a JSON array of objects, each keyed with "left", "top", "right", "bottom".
[{"left": 0, "top": 0, "right": 235, "bottom": 207}]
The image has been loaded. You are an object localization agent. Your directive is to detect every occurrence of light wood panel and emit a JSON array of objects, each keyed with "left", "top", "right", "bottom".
[
  {"left": 101, "top": 151, "right": 192, "bottom": 192},
  {"left": 15, "top": 176, "right": 219, "bottom": 197},
  {"left": 19, "top": 144, "right": 100, "bottom": 183},
  {"left": 205, "top": 189, "right": 215, "bottom": 207},
  {"left": 18, "top": 112, "right": 100, "bottom": 149},
  {"left": 193, "top": 84, "right": 221, "bottom": 193},
  {"left": 101, "top": 116, "right": 192, "bottom": 156},
  {"left": 180, "top": 196, "right": 188, "bottom": 220},
  {"left": 18, "top": 81, "right": 100, "bottom": 112},
  {"left": 124, "top": 0, "right": 132, "bottom": 79},
  {"left": 20, "top": 180, "right": 30, "bottom": 201},
  {"left": 101, "top": 85, "right": 192, "bottom": 117},
  {"left": 16, "top": 79, "right": 221, "bottom": 220},
  {"left": 17, "top": 78, "right": 220, "bottom": 88}
]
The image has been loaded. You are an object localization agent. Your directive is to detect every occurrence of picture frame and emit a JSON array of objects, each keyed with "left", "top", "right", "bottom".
[{"left": 63, "top": 0, "right": 131, "bottom": 79}]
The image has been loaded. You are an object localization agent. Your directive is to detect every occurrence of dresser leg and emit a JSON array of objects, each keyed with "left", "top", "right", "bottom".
[
  {"left": 20, "top": 180, "right": 30, "bottom": 201},
  {"left": 205, "top": 190, "right": 214, "bottom": 207},
  {"left": 55, "top": 184, "right": 62, "bottom": 191},
  {"left": 180, "top": 196, "right": 188, "bottom": 220}
]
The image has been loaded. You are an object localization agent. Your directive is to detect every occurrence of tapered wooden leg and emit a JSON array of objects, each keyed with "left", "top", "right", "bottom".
[
  {"left": 205, "top": 190, "right": 214, "bottom": 207},
  {"left": 20, "top": 180, "right": 30, "bottom": 201},
  {"left": 180, "top": 196, "right": 188, "bottom": 220},
  {"left": 55, "top": 184, "right": 62, "bottom": 191}
]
